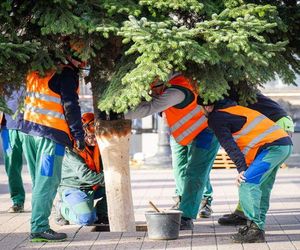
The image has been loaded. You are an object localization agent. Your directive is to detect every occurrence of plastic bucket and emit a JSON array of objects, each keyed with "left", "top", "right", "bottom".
[{"left": 145, "top": 210, "right": 182, "bottom": 240}]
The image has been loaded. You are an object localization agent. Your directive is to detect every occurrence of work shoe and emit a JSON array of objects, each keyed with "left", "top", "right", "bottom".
[
  {"left": 95, "top": 215, "right": 109, "bottom": 225},
  {"left": 30, "top": 229, "right": 67, "bottom": 242},
  {"left": 8, "top": 204, "right": 24, "bottom": 213},
  {"left": 54, "top": 201, "right": 69, "bottom": 226},
  {"left": 218, "top": 213, "right": 247, "bottom": 226},
  {"left": 171, "top": 195, "right": 181, "bottom": 209},
  {"left": 55, "top": 216, "right": 70, "bottom": 226},
  {"left": 231, "top": 224, "right": 250, "bottom": 242},
  {"left": 180, "top": 217, "right": 194, "bottom": 230},
  {"left": 231, "top": 221, "right": 265, "bottom": 243},
  {"left": 199, "top": 199, "right": 212, "bottom": 218}
]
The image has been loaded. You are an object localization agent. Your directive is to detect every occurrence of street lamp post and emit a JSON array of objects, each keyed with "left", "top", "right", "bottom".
[{"left": 144, "top": 114, "right": 172, "bottom": 168}]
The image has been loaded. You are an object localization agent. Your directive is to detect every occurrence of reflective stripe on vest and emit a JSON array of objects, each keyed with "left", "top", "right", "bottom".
[
  {"left": 233, "top": 115, "right": 265, "bottom": 140},
  {"left": 242, "top": 124, "right": 282, "bottom": 155},
  {"left": 26, "top": 91, "right": 62, "bottom": 104},
  {"left": 175, "top": 115, "right": 207, "bottom": 143},
  {"left": 24, "top": 104, "right": 65, "bottom": 120},
  {"left": 170, "top": 105, "right": 202, "bottom": 133},
  {"left": 24, "top": 70, "right": 72, "bottom": 138},
  {"left": 220, "top": 106, "right": 288, "bottom": 165},
  {"left": 164, "top": 75, "right": 208, "bottom": 146}
]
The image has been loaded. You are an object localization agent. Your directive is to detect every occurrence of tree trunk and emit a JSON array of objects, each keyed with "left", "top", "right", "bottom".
[{"left": 95, "top": 119, "right": 136, "bottom": 232}]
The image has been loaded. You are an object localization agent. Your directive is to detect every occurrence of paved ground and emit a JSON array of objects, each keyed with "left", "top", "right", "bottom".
[{"left": 0, "top": 165, "right": 300, "bottom": 249}]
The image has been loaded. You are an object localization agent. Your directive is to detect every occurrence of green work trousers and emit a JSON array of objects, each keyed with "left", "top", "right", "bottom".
[
  {"left": 19, "top": 132, "right": 65, "bottom": 233},
  {"left": 234, "top": 117, "right": 294, "bottom": 214},
  {"left": 202, "top": 178, "right": 213, "bottom": 204},
  {"left": 171, "top": 128, "right": 220, "bottom": 219},
  {"left": 239, "top": 145, "right": 292, "bottom": 230},
  {"left": 1, "top": 128, "right": 25, "bottom": 206}
]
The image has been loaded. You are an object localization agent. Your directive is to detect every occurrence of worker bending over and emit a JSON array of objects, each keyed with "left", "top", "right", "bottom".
[
  {"left": 200, "top": 98, "right": 292, "bottom": 243},
  {"left": 125, "top": 73, "right": 219, "bottom": 230}
]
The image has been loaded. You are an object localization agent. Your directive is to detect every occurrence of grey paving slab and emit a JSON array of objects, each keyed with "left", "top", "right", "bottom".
[
  {"left": 91, "top": 232, "right": 122, "bottom": 250},
  {"left": 192, "top": 231, "right": 217, "bottom": 250},
  {"left": 1, "top": 166, "right": 300, "bottom": 249},
  {"left": 0, "top": 213, "right": 30, "bottom": 241},
  {"left": 0, "top": 221, "right": 29, "bottom": 250},
  {"left": 63, "top": 226, "right": 100, "bottom": 249},
  {"left": 17, "top": 240, "right": 46, "bottom": 249},
  {"left": 0, "top": 212, "right": 19, "bottom": 226},
  {"left": 115, "top": 231, "right": 146, "bottom": 249},
  {"left": 140, "top": 233, "right": 167, "bottom": 250},
  {"left": 243, "top": 242, "right": 270, "bottom": 250},
  {"left": 213, "top": 218, "right": 244, "bottom": 250},
  {"left": 165, "top": 230, "right": 192, "bottom": 249}
]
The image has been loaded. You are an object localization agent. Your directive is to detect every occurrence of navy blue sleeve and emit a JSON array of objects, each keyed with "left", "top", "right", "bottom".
[
  {"left": 208, "top": 111, "right": 248, "bottom": 172},
  {"left": 49, "top": 67, "right": 84, "bottom": 142},
  {"left": 247, "top": 93, "right": 288, "bottom": 122}
]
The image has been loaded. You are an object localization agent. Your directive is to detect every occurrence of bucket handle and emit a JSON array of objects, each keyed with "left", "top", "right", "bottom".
[
  {"left": 149, "top": 201, "right": 160, "bottom": 212},
  {"left": 148, "top": 201, "right": 182, "bottom": 226}
]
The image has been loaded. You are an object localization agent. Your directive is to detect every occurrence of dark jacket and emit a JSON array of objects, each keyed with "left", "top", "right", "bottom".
[
  {"left": 207, "top": 99, "right": 292, "bottom": 172},
  {"left": 22, "top": 66, "right": 84, "bottom": 147},
  {"left": 229, "top": 90, "right": 288, "bottom": 122},
  {"left": 2, "top": 87, "right": 25, "bottom": 130},
  {"left": 59, "top": 147, "right": 105, "bottom": 192}
]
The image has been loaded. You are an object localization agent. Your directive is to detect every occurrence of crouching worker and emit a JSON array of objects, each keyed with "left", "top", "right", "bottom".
[
  {"left": 200, "top": 98, "right": 292, "bottom": 243},
  {"left": 55, "top": 112, "right": 108, "bottom": 226}
]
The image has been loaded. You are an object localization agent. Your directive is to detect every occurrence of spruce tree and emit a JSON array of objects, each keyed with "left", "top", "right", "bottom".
[{"left": 0, "top": 0, "right": 299, "bottom": 112}]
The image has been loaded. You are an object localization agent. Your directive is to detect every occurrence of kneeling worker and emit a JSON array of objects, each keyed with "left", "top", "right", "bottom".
[{"left": 56, "top": 112, "right": 108, "bottom": 226}]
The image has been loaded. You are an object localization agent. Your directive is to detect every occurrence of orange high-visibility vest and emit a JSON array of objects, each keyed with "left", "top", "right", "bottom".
[
  {"left": 220, "top": 106, "right": 289, "bottom": 166},
  {"left": 78, "top": 145, "right": 101, "bottom": 174},
  {"left": 78, "top": 145, "right": 101, "bottom": 190},
  {"left": 24, "top": 69, "right": 74, "bottom": 139},
  {"left": 164, "top": 75, "right": 207, "bottom": 146}
]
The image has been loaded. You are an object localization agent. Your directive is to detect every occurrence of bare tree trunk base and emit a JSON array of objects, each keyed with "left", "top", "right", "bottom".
[{"left": 95, "top": 119, "right": 136, "bottom": 232}]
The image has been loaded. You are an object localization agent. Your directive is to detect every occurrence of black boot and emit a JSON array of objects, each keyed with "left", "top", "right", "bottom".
[
  {"left": 180, "top": 216, "right": 194, "bottom": 230},
  {"left": 95, "top": 215, "right": 109, "bottom": 224},
  {"left": 231, "top": 224, "right": 250, "bottom": 242},
  {"left": 218, "top": 212, "right": 247, "bottom": 226},
  {"left": 231, "top": 221, "right": 265, "bottom": 243},
  {"left": 95, "top": 196, "right": 109, "bottom": 224}
]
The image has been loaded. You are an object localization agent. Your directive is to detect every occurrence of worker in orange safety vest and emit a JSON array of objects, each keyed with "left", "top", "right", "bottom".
[
  {"left": 20, "top": 39, "right": 87, "bottom": 242},
  {"left": 125, "top": 73, "right": 220, "bottom": 230},
  {"left": 55, "top": 112, "right": 108, "bottom": 226},
  {"left": 200, "top": 98, "right": 292, "bottom": 243}
]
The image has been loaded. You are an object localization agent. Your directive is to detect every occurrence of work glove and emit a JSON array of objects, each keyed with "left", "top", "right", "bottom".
[{"left": 74, "top": 139, "right": 85, "bottom": 151}]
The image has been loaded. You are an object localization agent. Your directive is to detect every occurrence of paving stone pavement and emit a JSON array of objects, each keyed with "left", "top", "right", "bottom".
[{"left": 0, "top": 165, "right": 300, "bottom": 249}]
